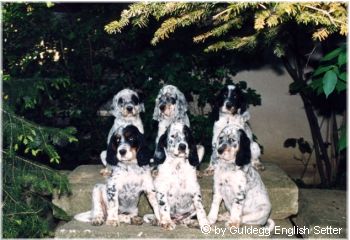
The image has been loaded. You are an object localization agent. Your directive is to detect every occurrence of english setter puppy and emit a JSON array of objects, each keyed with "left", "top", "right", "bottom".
[
  {"left": 100, "top": 89, "right": 144, "bottom": 172},
  {"left": 204, "top": 84, "right": 263, "bottom": 175},
  {"left": 207, "top": 125, "right": 274, "bottom": 231},
  {"left": 75, "top": 125, "right": 160, "bottom": 226},
  {"left": 144, "top": 122, "right": 209, "bottom": 230},
  {"left": 153, "top": 85, "right": 204, "bottom": 161},
  {"left": 153, "top": 85, "right": 190, "bottom": 143}
]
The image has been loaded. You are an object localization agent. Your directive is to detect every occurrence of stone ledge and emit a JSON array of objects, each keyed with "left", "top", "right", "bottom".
[
  {"left": 55, "top": 219, "right": 295, "bottom": 238},
  {"left": 292, "top": 189, "right": 346, "bottom": 239},
  {"left": 53, "top": 162, "right": 298, "bottom": 220}
]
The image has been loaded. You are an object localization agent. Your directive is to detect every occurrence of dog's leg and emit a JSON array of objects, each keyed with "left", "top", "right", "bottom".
[
  {"left": 156, "top": 191, "right": 176, "bottom": 230},
  {"left": 144, "top": 175, "right": 161, "bottom": 223},
  {"left": 207, "top": 190, "right": 222, "bottom": 224},
  {"left": 105, "top": 183, "right": 119, "bottom": 227},
  {"left": 91, "top": 184, "right": 108, "bottom": 226},
  {"left": 251, "top": 142, "right": 265, "bottom": 171},
  {"left": 226, "top": 198, "right": 244, "bottom": 228},
  {"left": 192, "top": 193, "right": 210, "bottom": 228},
  {"left": 241, "top": 205, "right": 272, "bottom": 226}
]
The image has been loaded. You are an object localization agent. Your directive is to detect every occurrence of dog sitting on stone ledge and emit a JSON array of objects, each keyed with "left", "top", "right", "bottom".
[
  {"left": 74, "top": 125, "right": 160, "bottom": 226},
  {"left": 207, "top": 125, "right": 274, "bottom": 231}
]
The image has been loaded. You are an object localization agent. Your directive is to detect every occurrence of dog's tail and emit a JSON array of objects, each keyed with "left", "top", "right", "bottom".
[
  {"left": 74, "top": 211, "right": 92, "bottom": 222},
  {"left": 264, "top": 218, "right": 275, "bottom": 232}
]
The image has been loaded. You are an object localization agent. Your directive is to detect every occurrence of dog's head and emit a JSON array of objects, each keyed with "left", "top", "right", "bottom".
[
  {"left": 154, "top": 122, "right": 199, "bottom": 167},
  {"left": 153, "top": 85, "right": 188, "bottom": 122},
  {"left": 216, "top": 126, "right": 251, "bottom": 166},
  {"left": 106, "top": 125, "right": 150, "bottom": 167},
  {"left": 213, "top": 84, "right": 247, "bottom": 120},
  {"left": 110, "top": 89, "right": 145, "bottom": 118}
]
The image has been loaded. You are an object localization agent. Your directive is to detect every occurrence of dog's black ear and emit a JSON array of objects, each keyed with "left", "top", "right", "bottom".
[
  {"left": 153, "top": 130, "right": 168, "bottom": 165},
  {"left": 184, "top": 125, "right": 199, "bottom": 167},
  {"left": 136, "top": 131, "right": 151, "bottom": 166},
  {"left": 211, "top": 87, "right": 226, "bottom": 121},
  {"left": 236, "top": 88, "right": 248, "bottom": 114},
  {"left": 106, "top": 134, "right": 119, "bottom": 166},
  {"left": 236, "top": 129, "right": 251, "bottom": 166}
]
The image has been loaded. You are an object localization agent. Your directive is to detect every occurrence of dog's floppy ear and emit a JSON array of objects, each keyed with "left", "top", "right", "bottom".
[
  {"left": 106, "top": 133, "right": 119, "bottom": 166},
  {"left": 175, "top": 89, "right": 188, "bottom": 118},
  {"left": 236, "top": 129, "right": 251, "bottom": 166},
  {"left": 184, "top": 125, "right": 200, "bottom": 167},
  {"left": 152, "top": 91, "right": 162, "bottom": 121},
  {"left": 211, "top": 87, "right": 226, "bottom": 121},
  {"left": 153, "top": 129, "right": 168, "bottom": 165},
  {"left": 236, "top": 88, "right": 248, "bottom": 114},
  {"left": 136, "top": 130, "right": 151, "bottom": 166}
]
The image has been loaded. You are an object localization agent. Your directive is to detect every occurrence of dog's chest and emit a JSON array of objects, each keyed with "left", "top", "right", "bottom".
[
  {"left": 215, "top": 165, "right": 247, "bottom": 203},
  {"left": 108, "top": 165, "right": 147, "bottom": 210},
  {"left": 157, "top": 162, "right": 197, "bottom": 215}
]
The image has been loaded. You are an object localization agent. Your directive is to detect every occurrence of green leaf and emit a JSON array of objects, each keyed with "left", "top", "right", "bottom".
[
  {"left": 321, "top": 48, "right": 342, "bottom": 62},
  {"left": 322, "top": 70, "right": 337, "bottom": 98},
  {"left": 338, "top": 127, "right": 346, "bottom": 152},
  {"left": 338, "top": 52, "right": 346, "bottom": 66},
  {"left": 339, "top": 72, "right": 347, "bottom": 82},
  {"left": 312, "top": 65, "right": 334, "bottom": 77},
  {"left": 335, "top": 81, "right": 346, "bottom": 93}
]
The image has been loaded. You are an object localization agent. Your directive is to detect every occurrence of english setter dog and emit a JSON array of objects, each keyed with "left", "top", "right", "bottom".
[
  {"left": 204, "top": 84, "right": 264, "bottom": 175},
  {"left": 75, "top": 125, "right": 160, "bottom": 226},
  {"left": 144, "top": 122, "right": 209, "bottom": 230},
  {"left": 100, "top": 89, "right": 145, "bottom": 173},
  {"left": 153, "top": 85, "right": 190, "bottom": 143},
  {"left": 153, "top": 85, "right": 204, "bottom": 161},
  {"left": 207, "top": 125, "right": 274, "bottom": 231}
]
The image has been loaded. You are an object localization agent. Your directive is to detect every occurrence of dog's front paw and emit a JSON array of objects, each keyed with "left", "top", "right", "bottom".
[
  {"left": 130, "top": 216, "right": 143, "bottom": 225},
  {"left": 225, "top": 221, "right": 240, "bottom": 228},
  {"left": 201, "top": 168, "right": 214, "bottom": 176},
  {"left": 252, "top": 161, "right": 265, "bottom": 171},
  {"left": 91, "top": 215, "right": 104, "bottom": 226},
  {"left": 207, "top": 216, "right": 217, "bottom": 225},
  {"left": 160, "top": 221, "right": 176, "bottom": 231},
  {"left": 106, "top": 219, "right": 120, "bottom": 227}
]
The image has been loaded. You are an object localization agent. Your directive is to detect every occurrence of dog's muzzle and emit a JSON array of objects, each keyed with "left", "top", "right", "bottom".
[{"left": 217, "top": 144, "right": 227, "bottom": 155}]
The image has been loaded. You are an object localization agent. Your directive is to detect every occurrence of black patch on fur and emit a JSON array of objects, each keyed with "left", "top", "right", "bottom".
[
  {"left": 236, "top": 129, "right": 251, "bottom": 166},
  {"left": 123, "top": 125, "right": 150, "bottom": 166},
  {"left": 211, "top": 85, "right": 248, "bottom": 121},
  {"left": 159, "top": 200, "right": 165, "bottom": 206},
  {"left": 106, "top": 134, "right": 119, "bottom": 166},
  {"left": 153, "top": 129, "right": 168, "bottom": 165},
  {"left": 184, "top": 125, "right": 200, "bottom": 167},
  {"left": 131, "top": 94, "right": 140, "bottom": 105}
]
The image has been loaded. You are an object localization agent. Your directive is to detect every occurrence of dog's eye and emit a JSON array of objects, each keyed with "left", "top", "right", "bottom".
[
  {"left": 170, "top": 97, "right": 176, "bottom": 104},
  {"left": 128, "top": 137, "right": 135, "bottom": 142},
  {"left": 118, "top": 98, "right": 124, "bottom": 105},
  {"left": 170, "top": 135, "right": 175, "bottom": 138}
]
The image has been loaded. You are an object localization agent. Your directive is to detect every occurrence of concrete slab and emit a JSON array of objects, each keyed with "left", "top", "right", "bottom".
[
  {"left": 292, "top": 189, "right": 346, "bottom": 239},
  {"left": 55, "top": 219, "right": 295, "bottom": 238},
  {"left": 53, "top": 162, "right": 298, "bottom": 220}
]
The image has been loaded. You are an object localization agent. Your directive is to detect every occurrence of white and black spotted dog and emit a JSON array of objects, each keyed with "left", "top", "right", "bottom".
[
  {"left": 204, "top": 84, "right": 263, "bottom": 175},
  {"left": 207, "top": 125, "right": 274, "bottom": 231},
  {"left": 100, "top": 89, "right": 145, "bottom": 172},
  {"left": 153, "top": 85, "right": 190, "bottom": 143},
  {"left": 144, "top": 122, "right": 209, "bottom": 230},
  {"left": 153, "top": 85, "right": 204, "bottom": 161},
  {"left": 75, "top": 125, "right": 160, "bottom": 226}
]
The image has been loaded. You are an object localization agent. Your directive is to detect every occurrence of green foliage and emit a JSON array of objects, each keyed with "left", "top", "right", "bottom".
[
  {"left": 310, "top": 45, "right": 347, "bottom": 97},
  {"left": 105, "top": 3, "right": 347, "bottom": 55}
]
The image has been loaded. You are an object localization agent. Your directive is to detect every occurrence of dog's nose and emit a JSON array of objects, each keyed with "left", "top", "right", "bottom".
[
  {"left": 178, "top": 143, "right": 187, "bottom": 151},
  {"left": 225, "top": 101, "right": 233, "bottom": 109},
  {"left": 127, "top": 106, "right": 133, "bottom": 112},
  {"left": 159, "top": 104, "right": 166, "bottom": 111},
  {"left": 217, "top": 145, "right": 226, "bottom": 155},
  {"left": 119, "top": 149, "right": 127, "bottom": 156}
]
